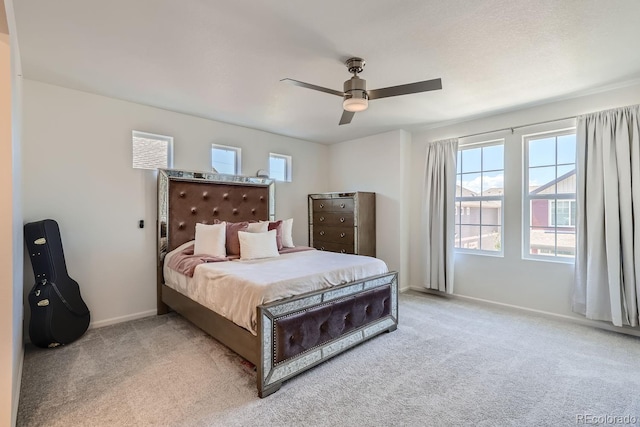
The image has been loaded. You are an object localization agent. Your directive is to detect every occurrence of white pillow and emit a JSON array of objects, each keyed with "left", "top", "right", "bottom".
[
  {"left": 281, "top": 218, "right": 294, "bottom": 248},
  {"left": 238, "top": 229, "right": 280, "bottom": 260},
  {"left": 193, "top": 223, "right": 226, "bottom": 257},
  {"left": 246, "top": 222, "right": 268, "bottom": 233}
]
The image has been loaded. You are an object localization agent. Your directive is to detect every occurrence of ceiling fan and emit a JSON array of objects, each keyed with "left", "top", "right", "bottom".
[{"left": 281, "top": 57, "right": 442, "bottom": 125}]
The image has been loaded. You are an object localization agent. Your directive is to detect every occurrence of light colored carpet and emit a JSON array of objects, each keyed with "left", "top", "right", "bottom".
[{"left": 17, "top": 292, "right": 640, "bottom": 426}]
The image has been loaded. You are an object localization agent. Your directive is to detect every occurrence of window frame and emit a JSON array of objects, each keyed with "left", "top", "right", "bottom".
[
  {"left": 269, "top": 153, "right": 292, "bottom": 182},
  {"left": 132, "top": 130, "right": 173, "bottom": 170},
  {"left": 211, "top": 143, "right": 242, "bottom": 175},
  {"left": 455, "top": 139, "right": 505, "bottom": 256},
  {"left": 522, "top": 127, "right": 576, "bottom": 262}
]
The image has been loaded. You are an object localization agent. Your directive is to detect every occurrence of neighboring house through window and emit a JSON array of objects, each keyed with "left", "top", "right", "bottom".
[
  {"left": 550, "top": 200, "right": 576, "bottom": 227},
  {"left": 524, "top": 129, "right": 576, "bottom": 259},
  {"left": 132, "top": 131, "right": 173, "bottom": 170},
  {"left": 455, "top": 140, "right": 504, "bottom": 253}
]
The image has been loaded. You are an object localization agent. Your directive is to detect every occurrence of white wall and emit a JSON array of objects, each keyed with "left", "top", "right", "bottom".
[
  {"left": 409, "top": 81, "right": 640, "bottom": 321},
  {"left": 0, "top": 32, "right": 14, "bottom": 427},
  {"left": 1, "top": 0, "right": 23, "bottom": 422},
  {"left": 22, "top": 80, "right": 329, "bottom": 327},
  {"left": 328, "top": 129, "right": 411, "bottom": 290}
]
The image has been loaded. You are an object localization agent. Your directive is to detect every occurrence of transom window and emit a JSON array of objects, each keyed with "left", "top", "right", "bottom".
[
  {"left": 455, "top": 140, "right": 504, "bottom": 254},
  {"left": 524, "top": 129, "right": 576, "bottom": 260},
  {"left": 132, "top": 131, "right": 173, "bottom": 170},
  {"left": 269, "top": 153, "right": 292, "bottom": 182},
  {"left": 211, "top": 144, "right": 241, "bottom": 175}
]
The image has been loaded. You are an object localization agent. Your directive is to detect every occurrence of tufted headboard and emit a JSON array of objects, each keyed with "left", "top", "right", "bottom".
[{"left": 157, "top": 169, "right": 275, "bottom": 257}]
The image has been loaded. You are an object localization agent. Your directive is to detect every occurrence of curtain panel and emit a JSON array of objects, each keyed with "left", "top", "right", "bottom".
[
  {"left": 573, "top": 104, "right": 640, "bottom": 327},
  {"left": 422, "top": 138, "right": 458, "bottom": 293}
]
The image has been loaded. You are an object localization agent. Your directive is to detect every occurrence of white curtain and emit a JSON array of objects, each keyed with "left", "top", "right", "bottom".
[
  {"left": 573, "top": 105, "right": 640, "bottom": 327},
  {"left": 422, "top": 138, "right": 458, "bottom": 293}
]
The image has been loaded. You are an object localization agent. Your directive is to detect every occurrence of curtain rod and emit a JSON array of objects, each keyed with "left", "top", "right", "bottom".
[{"left": 457, "top": 115, "right": 577, "bottom": 140}]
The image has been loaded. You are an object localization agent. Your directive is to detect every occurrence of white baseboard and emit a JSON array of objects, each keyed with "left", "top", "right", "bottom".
[
  {"left": 89, "top": 309, "right": 157, "bottom": 329},
  {"left": 407, "top": 286, "right": 640, "bottom": 338}
]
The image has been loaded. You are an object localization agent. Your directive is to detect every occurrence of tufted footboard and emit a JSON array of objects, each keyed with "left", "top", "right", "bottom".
[{"left": 257, "top": 271, "right": 398, "bottom": 397}]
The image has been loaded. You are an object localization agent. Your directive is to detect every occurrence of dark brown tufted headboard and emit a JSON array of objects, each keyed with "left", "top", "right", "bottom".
[{"left": 158, "top": 169, "right": 275, "bottom": 254}]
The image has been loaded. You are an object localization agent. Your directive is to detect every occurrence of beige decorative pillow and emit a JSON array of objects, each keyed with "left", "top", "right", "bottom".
[
  {"left": 246, "top": 222, "right": 268, "bottom": 233},
  {"left": 281, "top": 218, "right": 294, "bottom": 248},
  {"left": 238, "top": 229, "right": 280, "bottom": 260},
  {"left": 193, "top": 223, "right": 226, "bottom": 257},
  {"left": 260, "top": 220, "right": 283, "bottom": 249}
]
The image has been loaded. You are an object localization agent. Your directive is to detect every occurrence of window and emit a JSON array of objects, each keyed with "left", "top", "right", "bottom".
[
  {"left": 269, "top": 153, "right": 292, "bottom": 182},
  {"left": 211, "top": 144, "right": 241, "bottom": 175},
  {"left": 455, "top": 140, "right": 504, "bottom": 253},
  {"left": 132, "top": 131, "right": 173, "bottom": 170},
  {"left": 524, "top": 129, "right": 576, "bottom": 259},
  {"left": 549, "top": 200, "right": 576, "bottom": 227}
]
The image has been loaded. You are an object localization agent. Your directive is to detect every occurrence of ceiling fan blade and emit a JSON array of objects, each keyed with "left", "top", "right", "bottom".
[
  {"left": 280, "top": 78, "right": 344, "bottom": 97},
  {"left": 339, "top": 110, "right": 355, "bottom": 125},
  {"left": 368, "top": 78, "right": 442, "bottom": 100}
]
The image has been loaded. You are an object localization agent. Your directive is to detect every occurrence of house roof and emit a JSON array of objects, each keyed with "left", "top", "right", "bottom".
[
  {"left": 529, "top": 169, "right": 576, "bottom": 195},
  {"left": 456, "top": 185, "right": 477, "bottom": 197}
]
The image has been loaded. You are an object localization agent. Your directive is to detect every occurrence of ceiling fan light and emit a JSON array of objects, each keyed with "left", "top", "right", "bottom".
[{"left": 343, "top": 97, "right": 368, "bottom": 112}]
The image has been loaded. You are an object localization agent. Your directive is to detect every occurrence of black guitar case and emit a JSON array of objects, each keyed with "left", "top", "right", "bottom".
[{"left": 25, "top": 219, "right": 90, "bottom": 348}]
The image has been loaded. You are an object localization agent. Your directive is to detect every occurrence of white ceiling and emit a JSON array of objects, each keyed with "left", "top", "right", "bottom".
[{"left": 13, "top": 0, "right": 640, "bottom": 144}]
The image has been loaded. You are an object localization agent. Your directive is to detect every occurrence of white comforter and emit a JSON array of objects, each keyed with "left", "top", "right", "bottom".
[{"left": 163, "top": 247, "right": 388, "bottom": 335}]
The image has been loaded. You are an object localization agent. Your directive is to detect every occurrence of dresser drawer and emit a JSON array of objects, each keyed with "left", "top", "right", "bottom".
[
  {"left": 313, "top": 240, "right": 355, "bottom": 254},
  {"left": 308, "top": 191, "right": 375, "bottom": 257},
  {"left": 313, "top": 226, "right": 354, "bottom": 245},
  {"left": 330, "top": 198, "right": 354, "bottom": 212},
  {"left": 312, "top": 199, "right": 331, "bottom": 212},
  {"left": 312, "top": 198, "right": 354, "bottom": 213},
  {"left": 313, "top": 212, "right": 354, "bottom": 227}
]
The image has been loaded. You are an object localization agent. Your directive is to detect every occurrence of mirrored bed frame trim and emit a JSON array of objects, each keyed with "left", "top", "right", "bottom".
[{"left": 157, "top": 169, "right": 398, "bottom": 397}]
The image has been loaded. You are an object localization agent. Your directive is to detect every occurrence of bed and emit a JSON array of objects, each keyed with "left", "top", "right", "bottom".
[{"left": 157, "top": 169, "right": 398, "bottom": 397}]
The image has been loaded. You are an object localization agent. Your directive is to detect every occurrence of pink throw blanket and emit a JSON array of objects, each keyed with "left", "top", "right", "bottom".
[
  {"left": 166, "top": 245, "right": 231, "bottom": 277},
  {"left": 167, "top": 244, "right": 316, "bottom": 277}
]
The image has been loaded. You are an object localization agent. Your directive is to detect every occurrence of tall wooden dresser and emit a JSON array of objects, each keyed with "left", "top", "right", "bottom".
[{"left": 308, "top": 192, "right": 375, "bottom": 256}]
